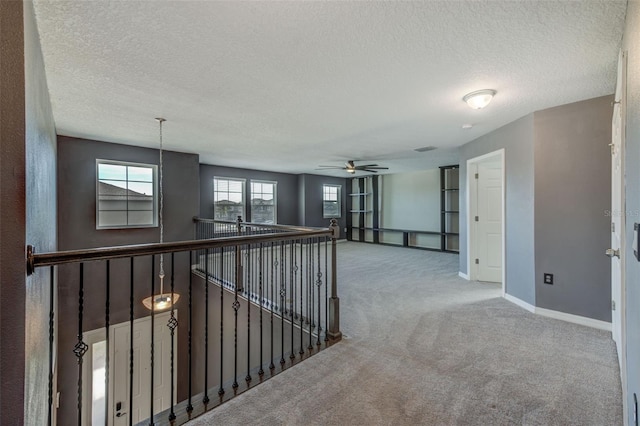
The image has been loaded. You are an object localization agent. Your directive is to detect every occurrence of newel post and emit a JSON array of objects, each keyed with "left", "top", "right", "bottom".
[
  {"left": 236, "top": 215, "right": 243, "bottom": 233},
  {"left": 328, "top": 219, "right": 342, "bottom": 340}
]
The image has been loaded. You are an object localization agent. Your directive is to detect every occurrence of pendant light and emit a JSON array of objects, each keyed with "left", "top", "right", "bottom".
[{"left": 142, "top": 118, "right": 180, "bottom": 311}]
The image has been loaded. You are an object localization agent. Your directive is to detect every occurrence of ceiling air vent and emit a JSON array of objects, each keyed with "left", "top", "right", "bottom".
[{"left": 414, "top": 146, "right": 437, "bottom": 153}]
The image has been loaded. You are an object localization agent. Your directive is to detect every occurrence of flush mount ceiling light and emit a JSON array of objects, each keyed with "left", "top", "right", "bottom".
[
  {"left": 143, "top": 118, "right": 180, "bottom": 312},
  {"left": 463, "top": 89, "right": 496, "bottom": 109}
]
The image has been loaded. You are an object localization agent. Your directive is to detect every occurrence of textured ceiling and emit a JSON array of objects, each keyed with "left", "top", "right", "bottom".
[{"left": 33, "top": 1, "right": 626, "bottom": 175}]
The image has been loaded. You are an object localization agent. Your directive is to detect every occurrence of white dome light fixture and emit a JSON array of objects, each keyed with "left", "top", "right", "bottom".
[{"left": 463, "top": 89, "right": 496, "bottom": 109}]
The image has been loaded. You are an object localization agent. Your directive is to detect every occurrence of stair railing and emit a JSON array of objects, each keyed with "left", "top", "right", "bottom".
[{"left": 27, "top": 219, "right": 340, "bottom": 426}]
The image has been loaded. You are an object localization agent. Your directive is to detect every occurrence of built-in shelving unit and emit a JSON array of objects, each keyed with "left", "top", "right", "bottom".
[
  {"left": 348, "top": 178, "right": 377, "bottom": 242},
  {"left": 440, "top": 165, "right": 460, "bottom": 253},
  {"left": 346, "top": 169, "right": 460, "bottom": 254}
]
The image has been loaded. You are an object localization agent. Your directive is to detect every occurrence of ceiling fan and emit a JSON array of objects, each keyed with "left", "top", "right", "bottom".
[{"left": 316, "top": 160, "right": 389, "bottom": 174}]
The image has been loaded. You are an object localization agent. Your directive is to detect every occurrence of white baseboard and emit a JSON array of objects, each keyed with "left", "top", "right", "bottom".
[
  {"left": 504, "top": 293, "right": 535, "bottom": 313},
  {"left": 535, "top": 307, "right": 611, "bottom": 331},
  {"left": 458, "top": 271, "right": 469, "bottom": 280},
  {"left": 503, "top": 294, "right": 611, "bottom": 331}
]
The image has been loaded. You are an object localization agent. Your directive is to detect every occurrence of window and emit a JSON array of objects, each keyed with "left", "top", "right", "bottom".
[
  {"left": 250, "top": 180, "right": 277, "bottom": 224},
  {"left": 214, "top": 177, "right": 245, "bottom": 221},
  {"left": 323, "top": 184, "right": 341, "bottom": 218},
  {"left": 97, "top": 160, "right": 157, "bottom": 229}
]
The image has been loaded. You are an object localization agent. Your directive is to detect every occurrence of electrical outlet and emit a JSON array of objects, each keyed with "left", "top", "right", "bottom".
[{"left": 544, "top": 273, "right": 554, "bottom": 285}]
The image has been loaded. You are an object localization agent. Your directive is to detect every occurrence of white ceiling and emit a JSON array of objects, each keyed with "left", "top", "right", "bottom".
[{"left": 33, "top": 0, "right": 626, "bottom": 176}]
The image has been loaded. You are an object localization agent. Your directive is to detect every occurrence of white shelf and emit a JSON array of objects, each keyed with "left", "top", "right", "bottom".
[
  {"left": 349, "top": 193, "right": 371, "bottom": 196},
  {"left": 350, "top": 210, "right": 372, "bottom": 213}
]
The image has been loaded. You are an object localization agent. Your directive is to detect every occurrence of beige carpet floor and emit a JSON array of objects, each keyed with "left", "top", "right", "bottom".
[{"left": 188, "top": 242, "right": 622, "bottom": 425}]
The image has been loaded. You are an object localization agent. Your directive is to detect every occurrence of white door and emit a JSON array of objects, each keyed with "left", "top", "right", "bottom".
[
  {"left": 476, "top": 161, "right": 503, "bottom": 283},
  {"left": 111, "top": 311, "right": 176, "bottom": 425},
  {"left": 610, "top": 50, "right": 626, "bottom": 368}
]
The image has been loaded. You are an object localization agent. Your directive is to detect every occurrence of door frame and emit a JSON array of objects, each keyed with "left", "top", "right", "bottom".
[
  {"left": 612, "top": 48, "right": 628, "bottom": 425},
  {"left": 81, "top": 311, "right": 177, "bottom": 426},
  {"left": 466, "top": 148, "right": 506, "bottom": 295}
]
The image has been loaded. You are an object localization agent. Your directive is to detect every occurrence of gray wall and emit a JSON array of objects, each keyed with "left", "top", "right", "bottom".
[
  {"left": 200, "top": 164, "right": 299, "bottom": 225},
  {"left": 57, "top": 137, "right": 200, "bottom": 424},
  {"left": 379, "top": 170, "right": 442, "bottom": 249},
  {"left": 199, "top": 166, "right": 347, "bottom": 230},
  {"left": 298, "top": 174, "right": 348, "bottom": 233},
  {"left": 459, "top": 115, "right": 536, "bottom": 305},
  {"left": 58, "top": 137, "right": 199, "bottom": 248},
  {"left": 380, "top": 169, "right": 440, "bottom": 232},
  {"left": 0, "top": 2, "right": 27, "bottom": 423},
  {"left": 622, "top": 1, "right": 640, "bottom": 423},
  {"left": 24, "top": 1, "right": 58, "bottom": 424},
  {"left": 534, "top": 96, "right": 613, "bottom": 321}
]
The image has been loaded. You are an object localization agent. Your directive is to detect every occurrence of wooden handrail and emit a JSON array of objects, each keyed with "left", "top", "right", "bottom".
[
  {"left": 193, "top": 216, "right": 325, "bottom": 233},
  {"left": 27, "top": 228, "right": 332, "bottom": 274}
]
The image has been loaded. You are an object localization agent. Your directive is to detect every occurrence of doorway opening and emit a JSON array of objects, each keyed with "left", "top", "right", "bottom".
[
  {"left": 81, "top": 311, "right": 177, "bottom": 425},
  {"left": 467, "top": 149, "right": 505, "bottom": 294}
]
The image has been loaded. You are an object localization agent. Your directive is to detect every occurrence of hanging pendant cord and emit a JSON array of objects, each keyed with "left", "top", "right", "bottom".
[{"left": 157, "top": 118, "right": 166, "bottom": 294}]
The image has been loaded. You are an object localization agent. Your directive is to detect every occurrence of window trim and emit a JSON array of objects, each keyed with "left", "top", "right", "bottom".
[
  {"left": 250, "top": 179, "right": 277, "bottom": 224},
  {"left": 96, "top": 159, "right": 158, "bottom": 230},
  {"left": 322, "top": 184, "right": 342, "bottom": 218},
  {"left": 213, "top": 176, "right": 246, "bottom": 222}
]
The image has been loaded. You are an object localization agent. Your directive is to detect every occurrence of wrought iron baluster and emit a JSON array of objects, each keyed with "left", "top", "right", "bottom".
[
  {"left": 168, "top": 253, "right": 178, "bottom": 422},
  {"left": 325, "top": 238, "right": 329, "bottom": 342},
  {"left": 75, "top": 263, "right": 88, "bottom": 426},
  {"left": 269, "top": 242, "right": 275, "bottom": 371},
  {"left": 290, "top": 241, "right": 295, "bottom": 360},
  {"left": 293, "top": 241, "right": 298, "bottom": 321},
  {"left": 218, "top": 246, "right": 225, "bottom": 397},
  {"left": 187, "top": 250, "right": 194, "bottom": 415},
  {"left": 232, "top": 244, "right": 241, "bottom": 389},
  {"left": 308, "top": 240, "right": 312, "bottom": 331},
  {"left": 245, "top": 248, "right": 250, "bottom": 299},
  {"left": 48, "top": 266, "right": 54, "bottom": 426},
  {"left": 307, "top": 240, "right": 311, "bottom": 326},
  {"left": 246, "top": 245, "right": 252, "bottom": 383},
  {"left": 308, "top": 240, "right": 314, "bottom": 351},
  {"left": 280, "top": 242, "right": 285, "bottom": 366},
  {"left": 203, "top": 248, "right": 210, "bottom": 405},
  {"left": 316, "top": 238, "right": 323, "bottom": 346},
  {"left": 150, "top": 256, "right": 155, "bottom": 426},
  {"left": 258, "top": 243, "right": 264, "bottom": 376},
  {"left": 129, "top": 258, "right": 134, "bottom": 426},
  {"left": 299, "top": 240, "right": 304, "bottom": 356},
  {"left": 105, "top": 260, "right": 110, "bottom": 426}
]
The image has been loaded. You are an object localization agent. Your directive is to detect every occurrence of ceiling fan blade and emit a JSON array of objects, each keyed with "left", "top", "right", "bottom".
[{"left": 318, "top": 161, "right": 388, "bottom": 173}]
